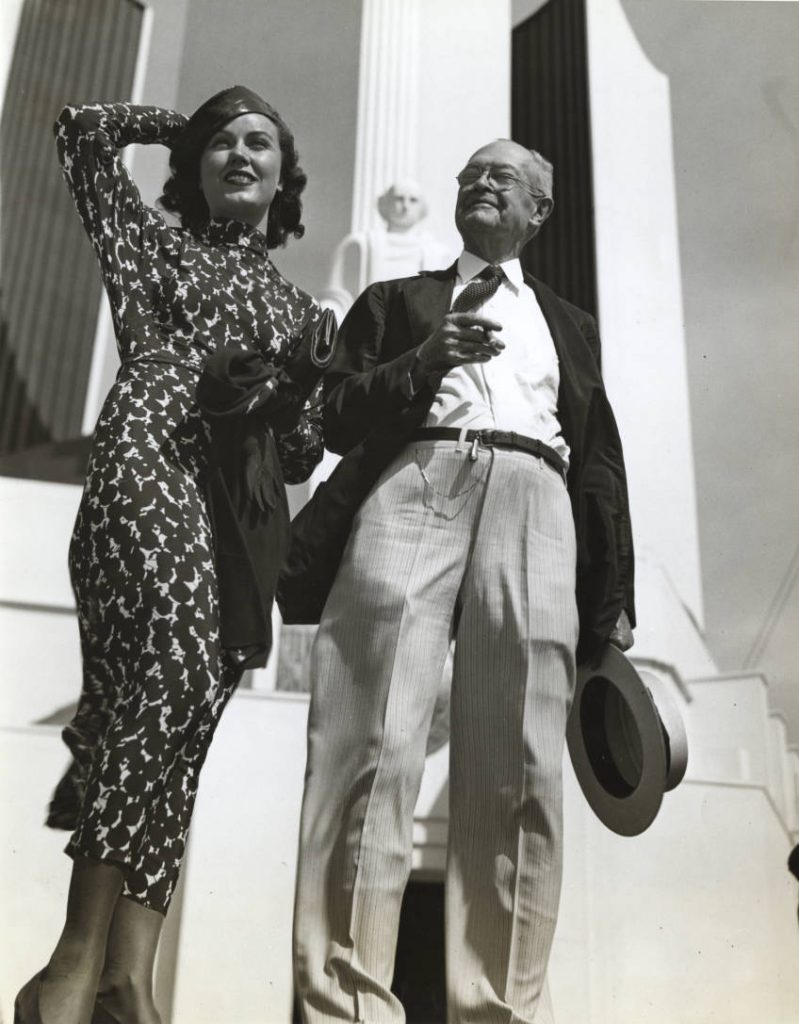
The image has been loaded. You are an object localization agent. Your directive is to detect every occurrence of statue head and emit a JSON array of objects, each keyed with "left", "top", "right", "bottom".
[{"left": 377, "top": 179, "right": 428, "bottom": 233}]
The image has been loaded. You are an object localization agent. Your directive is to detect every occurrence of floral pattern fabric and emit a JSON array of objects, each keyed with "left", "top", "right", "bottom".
[{"left": 51, "top": 103, "right": 322, "bottom": 912}]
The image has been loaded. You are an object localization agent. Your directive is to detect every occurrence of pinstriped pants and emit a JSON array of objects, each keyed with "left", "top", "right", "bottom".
[{"left": 293, "top": 440, "right": 578, "bottom": 1024}]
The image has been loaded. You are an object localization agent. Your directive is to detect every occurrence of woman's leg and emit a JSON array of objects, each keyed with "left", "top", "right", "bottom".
[
  {"left": 26, "top": 857, "right": 124, "bottom": 1024},
  {"left": 94, "top": 898, "right": 164, "bottom": 1024},
  {"left": 36, "top": 401, "right": 234, "bottom": 1021}
]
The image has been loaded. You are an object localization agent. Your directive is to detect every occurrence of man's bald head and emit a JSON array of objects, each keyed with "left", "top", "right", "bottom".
[
  {"left": 466, "top": 139, "right": 553, "bottom": 200},
  {"left": 454, "top": 139, "right": 554, "bottom": 263}
]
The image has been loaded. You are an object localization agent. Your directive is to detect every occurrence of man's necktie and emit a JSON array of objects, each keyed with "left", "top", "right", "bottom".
[{"left": 451, "top": 264, "right": 503, "bottom": 313}]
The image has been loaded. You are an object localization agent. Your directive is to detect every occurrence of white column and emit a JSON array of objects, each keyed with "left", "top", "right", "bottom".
[
  {"left": 350, "top": 0, "right": 511, "bottom": 247},
  {"left": 350, "top": 0, "right": 421, "bottom": 233},
  {"left": 586, "top": 0, "right": 704, "bottom": 627},
  {"left": 0, "top": 0, "right": 25, "bottom": 104}
]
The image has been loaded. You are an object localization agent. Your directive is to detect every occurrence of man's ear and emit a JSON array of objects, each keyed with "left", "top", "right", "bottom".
[{"left": 531, "top": 196, "right": 554, "bottom": 229}]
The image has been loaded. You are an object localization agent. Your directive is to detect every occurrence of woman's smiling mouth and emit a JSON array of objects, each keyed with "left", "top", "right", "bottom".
[{"left": 223, "top": 170, "right": 257, "bottom": 185}]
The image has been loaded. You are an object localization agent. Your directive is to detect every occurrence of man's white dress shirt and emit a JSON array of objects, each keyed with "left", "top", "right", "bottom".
[{"left": 423, "top": 251, "right": 570, "bottom": 465}]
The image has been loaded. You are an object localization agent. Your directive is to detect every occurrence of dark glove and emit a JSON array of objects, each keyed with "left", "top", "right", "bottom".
[
  {"left": 266, "top": 307, "right": 337, "bottom": 433},
  {"left": 242, "top": 431, "right": 285, "bottom": 513},
  {"left": 196, "top": 308, "right": 337, "bottom": 432},
  {"left": 196, "top": 348, "right": 279, "bottom": 418}
]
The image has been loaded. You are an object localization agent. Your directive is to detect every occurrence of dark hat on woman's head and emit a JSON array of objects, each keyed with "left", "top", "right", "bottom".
[{"left": 173, "top": 85, "right": 280, "bottom": 170}]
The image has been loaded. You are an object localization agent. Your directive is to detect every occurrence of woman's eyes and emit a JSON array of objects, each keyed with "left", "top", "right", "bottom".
[{"left": 209, "top": 135, "right": 272, "bottom": 150}]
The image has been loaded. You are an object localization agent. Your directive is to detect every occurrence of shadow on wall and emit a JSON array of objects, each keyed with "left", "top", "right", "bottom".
[
  {"left": 0, "top": 301, "right": 92, "bottom": 483},
  {"left": 0, "top": 307, "right": 89, "bottom": 484},
  {"left": 0, "top": 309, "right": 52, "bottom": 459}
]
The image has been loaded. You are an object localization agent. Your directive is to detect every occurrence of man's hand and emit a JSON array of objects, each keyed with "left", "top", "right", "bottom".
[
  {"left": 608, "top": 609, "right": 634, "bottom": 652},
  {"left": 414, "top": 313, "right": 504, "bottom": 381}
]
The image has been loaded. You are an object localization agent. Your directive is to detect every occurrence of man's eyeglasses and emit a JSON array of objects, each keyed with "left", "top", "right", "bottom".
[{"left": 456, "top": 165, "right": 547, "bottom": 200}]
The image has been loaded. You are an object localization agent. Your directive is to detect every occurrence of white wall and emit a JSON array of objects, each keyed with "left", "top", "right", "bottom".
[
  {"left": 0, "top": 0, "right": 25, "bottom": 105},
  {"left": 619, "top": 0, "right": 799, "bottom": 743},
  {"left": 587, "top": 0, "right": 704, "bottom": 625},
  {"left": 553, "top": 770, "right": 799, "bottom": 1024}
]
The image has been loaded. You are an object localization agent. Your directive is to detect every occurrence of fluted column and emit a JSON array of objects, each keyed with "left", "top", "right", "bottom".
[{"left": 350, "top": 0, "right": 421, "bottom": 233}]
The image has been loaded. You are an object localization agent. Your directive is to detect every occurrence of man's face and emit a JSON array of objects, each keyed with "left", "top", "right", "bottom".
[{"left": 454, "top": 140, "right": 551, "bottom": 258}]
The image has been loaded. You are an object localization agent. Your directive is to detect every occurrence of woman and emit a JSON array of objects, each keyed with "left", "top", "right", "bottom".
[{"left": 15, "top": 86, "right": 327, "bottom": 1024}]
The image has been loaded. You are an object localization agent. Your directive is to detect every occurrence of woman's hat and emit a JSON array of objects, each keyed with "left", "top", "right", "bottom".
[
  {"left": 174, "top": 85, "right": 281, "bottom": 168},
  {"left": 567, "top": 645, "right": 688, "bottom": 836}
]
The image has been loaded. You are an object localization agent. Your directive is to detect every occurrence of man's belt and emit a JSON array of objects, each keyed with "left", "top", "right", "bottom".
[{"left": 411, "top": 427, "right": 567, "bottom": 476}]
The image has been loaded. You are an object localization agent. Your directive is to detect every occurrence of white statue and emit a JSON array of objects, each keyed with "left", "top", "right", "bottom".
[{"left": 320, "top": 179, "right": 454, "bottom": 322}]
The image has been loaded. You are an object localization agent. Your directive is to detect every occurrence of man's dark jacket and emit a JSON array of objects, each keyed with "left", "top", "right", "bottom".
[{"left": 278, "top": 265, "right": 635, "bottom": 663}]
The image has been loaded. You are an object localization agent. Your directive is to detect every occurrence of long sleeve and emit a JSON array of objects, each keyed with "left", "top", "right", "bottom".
[
  {"left": 272, "top": 304, "right": 335, "bottom": 481},
  {"left": 53, "top": 103, "right": 186, "bottom": 309},
  {"left": 323, "top": 284, "right": 431, "bottom": 455},
  {"left": 273, "top": 301, "right": 333, "bottom": 482},
  {"left": 275, "top": 390, "right": 324, "bottom": 484}
]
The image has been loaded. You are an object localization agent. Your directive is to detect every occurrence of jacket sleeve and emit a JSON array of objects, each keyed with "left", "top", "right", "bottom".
[
  {"left": 572, "top": 383, "right": 636, "bottom": 660},
  {"left": 587, "top": 320, "right": 634, "bottom": 627},
  {"left": 579, "top": 316, "right": 601, "bottom": 371},
  {"left": 582, "top": 392, "right": 636, "bottom": 625},
  {"left": 323, "top": 284, "right": 432, "bottom": 455},
  {"left": 560, "top": 301, "right": 635, "bottom": 659},
  {"left": 561, "top": 297, "right": 601, "bottom": 370}
]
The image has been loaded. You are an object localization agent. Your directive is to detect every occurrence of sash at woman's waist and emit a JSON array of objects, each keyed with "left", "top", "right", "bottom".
[{"left": 120, "top": 353, "right": 204, "bottom": 375}]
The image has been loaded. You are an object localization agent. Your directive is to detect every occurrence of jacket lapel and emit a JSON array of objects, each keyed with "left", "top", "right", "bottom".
[
  {"left": 525, "top": 272, "right": 603, "bottom": 471},
  {"left": 526, "top": 273, "right": 598, "bottom": 406},
  {"left": 400, "top": 264, "right": 457, "bottom": 348}
]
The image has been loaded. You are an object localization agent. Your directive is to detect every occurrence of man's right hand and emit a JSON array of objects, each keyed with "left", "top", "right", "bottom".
[{"left": 413, "top": 313, "right": 504, "bottom": 381}]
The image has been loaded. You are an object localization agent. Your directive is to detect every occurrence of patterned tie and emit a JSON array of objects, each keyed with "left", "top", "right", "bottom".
[{"left": 451, "top": 264, "right": 503, "bottom": 313}]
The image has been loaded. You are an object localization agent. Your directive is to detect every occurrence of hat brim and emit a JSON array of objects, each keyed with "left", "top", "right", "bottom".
[
  {"left": 567, "top": 646, "right": 688, "bottom": 837},
  {"left": 175, "top": 86, "right": 281, "bottom": 169}
]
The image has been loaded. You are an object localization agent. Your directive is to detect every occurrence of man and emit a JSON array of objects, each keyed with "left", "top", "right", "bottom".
[{"left": 291, "top": 139, "right": 635, "bottom": 1024}]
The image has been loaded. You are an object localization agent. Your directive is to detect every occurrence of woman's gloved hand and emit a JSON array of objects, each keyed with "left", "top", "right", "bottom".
[
  {"left": 265, "top": 307, "right": 337, "bottom": 432},
  {"left": 197, "top": 307, "right": 337, "bottom": 432}
]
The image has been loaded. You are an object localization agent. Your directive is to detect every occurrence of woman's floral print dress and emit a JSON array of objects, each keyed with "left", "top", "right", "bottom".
[{"left": 52, "top": 103, "right": 322, "bottom": 913}]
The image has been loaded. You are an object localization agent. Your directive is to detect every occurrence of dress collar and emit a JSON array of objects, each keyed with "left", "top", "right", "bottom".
[
  {"left": 198, "top": 218, "right": 269, "bottom": 257},
  {"left": 457, "top": 250, "right": 524, "bottom": 293}
]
